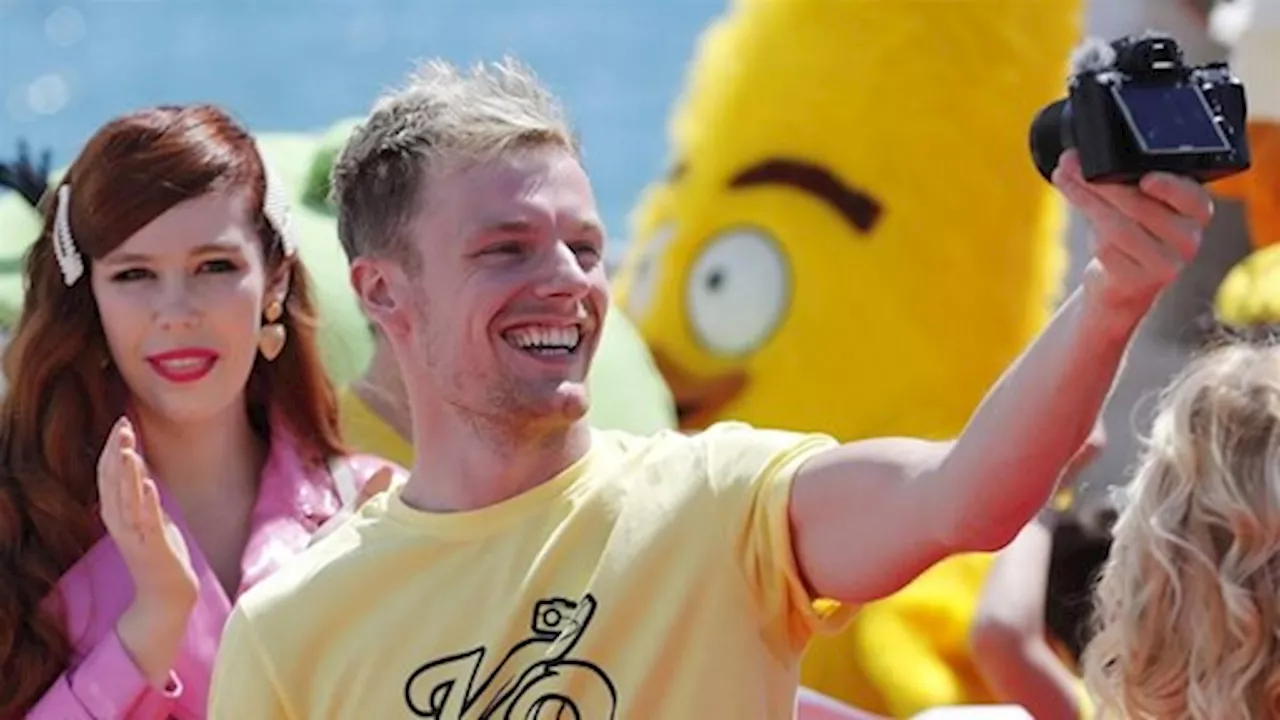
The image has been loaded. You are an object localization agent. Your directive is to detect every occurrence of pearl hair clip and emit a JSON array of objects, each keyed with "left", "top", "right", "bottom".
[{"left": 51, "top": 142, "right": 297, "bottom": 288}]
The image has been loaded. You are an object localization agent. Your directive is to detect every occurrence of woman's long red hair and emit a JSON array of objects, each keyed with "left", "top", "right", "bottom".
[{"left": 0, "top": 104, "right": 346, "bottom": 716}]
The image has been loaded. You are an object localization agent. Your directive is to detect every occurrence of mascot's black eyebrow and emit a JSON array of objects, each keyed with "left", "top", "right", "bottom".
[{"left": 728, "top": 158, "right": 882, "bottom": 234}]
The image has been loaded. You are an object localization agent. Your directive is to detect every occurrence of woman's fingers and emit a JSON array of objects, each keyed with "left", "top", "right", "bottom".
[
  {"left": 137, "top": 477, "right": 165, "bottom": 543},
  {"left": 97, "top": 417, "right": 127, "bottom": 522},
  {"left": 122, "top": 447, "right": 147, "bottom": 538}
]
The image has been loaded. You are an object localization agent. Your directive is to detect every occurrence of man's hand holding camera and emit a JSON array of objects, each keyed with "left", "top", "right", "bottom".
[{"left": 1053, "top": 148, "right": 1211, "bottom": 332}]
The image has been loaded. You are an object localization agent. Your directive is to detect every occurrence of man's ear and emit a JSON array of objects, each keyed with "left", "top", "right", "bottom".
[{"left": 350, "top": 256, "right": 405, "bottom": 337}]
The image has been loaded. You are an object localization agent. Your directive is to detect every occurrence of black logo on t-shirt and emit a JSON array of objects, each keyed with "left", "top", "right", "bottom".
[{"left": 404, "top": 593, "right": 618, "bottom": 718}]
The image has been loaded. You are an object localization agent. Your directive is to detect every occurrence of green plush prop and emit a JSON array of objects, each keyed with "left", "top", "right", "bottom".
[
  {"left": 0, "top": 190, "right": 40, "bottom": 328},
  {"left": 0, "top": 123, "right": 675, "bottom": 434},
  {"left": 586, "top": 305, "right": 677, "bottom": 433}
]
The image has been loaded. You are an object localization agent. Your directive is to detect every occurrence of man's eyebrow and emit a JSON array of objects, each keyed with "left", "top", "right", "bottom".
[
  {"left": 479, "top": 219, "right": 540, "bottom": 235},
  {"left": 478, "top": 218, "right": 606, "bottom": 237},
  {"left": 728, "top": 158, "right": 883, "bottom": 234}
]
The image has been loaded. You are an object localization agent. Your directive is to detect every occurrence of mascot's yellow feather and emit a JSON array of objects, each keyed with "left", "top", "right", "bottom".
[{"left": 612, "top": 0, "right": 1083, "bottom": 714}]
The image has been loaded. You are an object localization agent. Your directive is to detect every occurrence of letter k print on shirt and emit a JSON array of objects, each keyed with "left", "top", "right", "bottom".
[{"left": 403, "top": 593, "right": 619, "bottom": 718}]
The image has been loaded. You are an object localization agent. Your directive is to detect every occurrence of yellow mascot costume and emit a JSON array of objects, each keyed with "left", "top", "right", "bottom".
[
  {"left": 611, "top": 0, "right": 1083, "bottom": 715},
  {"left": 1208, "top": 0, "right": 1280, "bottom": 325}
]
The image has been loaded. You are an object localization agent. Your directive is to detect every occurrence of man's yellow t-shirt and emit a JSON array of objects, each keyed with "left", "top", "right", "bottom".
[{"left": 209, "top": 422, "right": 854, "bottom": 719}]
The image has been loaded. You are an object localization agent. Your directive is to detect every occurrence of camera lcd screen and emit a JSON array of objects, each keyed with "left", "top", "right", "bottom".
[{"left": 1111, "top": 84, "right": 1232, "bottom": 155}]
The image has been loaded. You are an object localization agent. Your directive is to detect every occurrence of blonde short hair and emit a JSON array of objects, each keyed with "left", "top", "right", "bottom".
[
  {"left": 331, "top": 56, "right": 579, "bottom": 262},
  {"left": 1083, "top": 339, "right": 1280, "bottom": 719}
]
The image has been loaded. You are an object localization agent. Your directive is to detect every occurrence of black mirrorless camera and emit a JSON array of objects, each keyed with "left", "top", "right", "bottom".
[{"left": 1029, "top": 32, "right": 1251, "bottom": 184}]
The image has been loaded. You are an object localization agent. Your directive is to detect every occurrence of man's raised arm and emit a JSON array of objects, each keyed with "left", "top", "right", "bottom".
[{"left": 787, "top": 150, "right": 1212, "bottom": 605}]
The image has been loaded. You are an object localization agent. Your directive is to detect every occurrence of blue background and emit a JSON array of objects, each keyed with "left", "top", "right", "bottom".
[{"left": 0, "top": 0, "right": 726, "bottom": 251}]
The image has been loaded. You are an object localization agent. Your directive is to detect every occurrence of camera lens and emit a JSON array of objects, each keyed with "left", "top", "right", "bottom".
[{"left": 1029, "top": 99, "right": 1071, "bottom": 182}]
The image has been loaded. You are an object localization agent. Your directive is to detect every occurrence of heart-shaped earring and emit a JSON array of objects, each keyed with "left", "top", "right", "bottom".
[{"left": 258, "top": 299, "right": 287, "bottom": 361}]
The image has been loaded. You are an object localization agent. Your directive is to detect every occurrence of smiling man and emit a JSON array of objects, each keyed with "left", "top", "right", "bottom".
[{"left": 209, "top": 57, "right": 1212, "bottom": 719}]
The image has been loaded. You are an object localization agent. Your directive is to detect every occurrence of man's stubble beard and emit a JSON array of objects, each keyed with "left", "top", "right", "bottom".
[
  {"left": 409, "top": 287, "right": 542, "bottom": 437},
  {"left": 410, "top": 286, "right": 590, "bottom": 446}
]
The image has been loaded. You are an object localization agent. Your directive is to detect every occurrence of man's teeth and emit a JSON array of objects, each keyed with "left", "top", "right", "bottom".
[{"left": 505, "top": 326, "right": 581, "bottom": 354}]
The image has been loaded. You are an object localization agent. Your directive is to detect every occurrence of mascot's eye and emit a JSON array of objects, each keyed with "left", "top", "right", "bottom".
[
  {"left": 686, "top": 227, "right": 790, "bottom": 357},
  {"left": 624, "top": 223, "right": 675, "bottom": 321}
]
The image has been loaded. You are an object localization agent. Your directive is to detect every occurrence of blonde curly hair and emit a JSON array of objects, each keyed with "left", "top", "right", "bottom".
[{"left": 1083, "top": 340, "right": 1280, "bottom": 719}]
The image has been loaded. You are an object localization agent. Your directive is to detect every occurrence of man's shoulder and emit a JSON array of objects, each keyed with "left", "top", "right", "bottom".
[
  {"left": 234, "top": 511, "right": 384, "bottom": 625},
  {"left": 592, "top": 420, "right": 804, "bottom": 449},
  {"left": 589, "top": 421, "right": 836, "bottom": 485},
  {"left": 586, "top": 422, "right": 743, "bottom": 467}
]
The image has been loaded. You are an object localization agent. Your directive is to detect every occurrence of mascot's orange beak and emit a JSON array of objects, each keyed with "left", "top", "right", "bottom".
[{"left": 651, "top": 349, "right": 748, "bottom": 430}]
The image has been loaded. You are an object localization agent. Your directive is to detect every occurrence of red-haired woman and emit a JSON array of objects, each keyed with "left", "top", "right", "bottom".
[{"left": 0, "top": 104, "right": 404, "bottom": 719}]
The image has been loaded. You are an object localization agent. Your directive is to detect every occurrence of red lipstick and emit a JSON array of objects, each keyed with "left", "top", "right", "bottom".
[{"left": 145, "top": 348, "right": 218, "bottom": 384}]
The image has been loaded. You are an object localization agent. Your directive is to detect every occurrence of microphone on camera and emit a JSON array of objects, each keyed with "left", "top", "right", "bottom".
[{"left": 1068, "top": 36, "right": 1117, "bottom": 75}]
